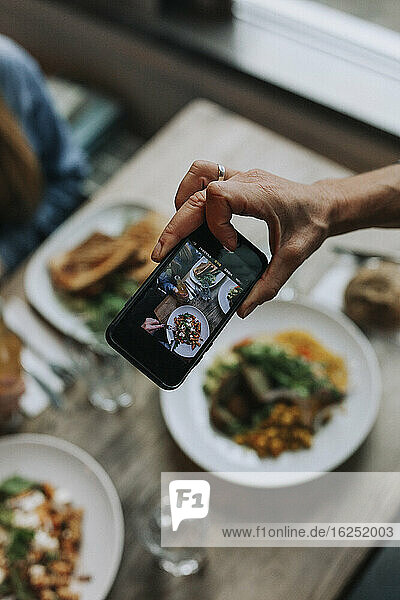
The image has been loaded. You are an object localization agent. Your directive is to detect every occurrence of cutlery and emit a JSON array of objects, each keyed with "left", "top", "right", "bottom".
[
  {"left": 193, "top": 280, "right": 209, "bottom": 301},
  {"left": 202, "top": 282, "right": 211, "bottom": 301},
  {"left": 47, "top": 362, "right": 76, "bottom": 387},
  {"left": 3, "top": 297, "right": 76, "bottom": 384},
  {"left": 333, "top": 245, "right": 400, "bottom": 265},
  {"left": 185, "top": 280, "right": 198, "bottom": 299}
]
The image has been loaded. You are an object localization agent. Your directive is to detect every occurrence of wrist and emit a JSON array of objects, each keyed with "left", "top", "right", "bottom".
[
  {"left": 312, "top": 175, "right": 379, "bottom": 238},
  {"left": 313, "top": 164, "right": 400, "bottom": 237},
  {"left": 310, "top": 179, "right": 350, "bottom": 238}
]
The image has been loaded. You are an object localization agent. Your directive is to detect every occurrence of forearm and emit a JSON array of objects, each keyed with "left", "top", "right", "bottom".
[{"left": 316, "top": 164, "right": 400, "bottom": 236}]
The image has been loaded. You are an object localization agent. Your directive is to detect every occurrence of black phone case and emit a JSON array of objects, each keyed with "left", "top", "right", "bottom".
[{"left": 106, "top": 226, "right": 268, "bottom": 389}]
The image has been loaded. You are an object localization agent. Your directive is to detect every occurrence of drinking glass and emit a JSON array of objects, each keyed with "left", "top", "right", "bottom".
[
  {"left": 85, "top": 348, "right": 134, "bottom": 413},
  {"left": 140, "top": 492, "right": 207, "bottom": 577}
]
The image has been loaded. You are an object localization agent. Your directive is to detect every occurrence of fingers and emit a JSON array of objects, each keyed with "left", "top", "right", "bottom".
[
  {"left": 152, "top": 191, "right": 206, "bottom": 261},
  {"left": 205, "top": 179, "right": 263, "bottom": 251},
  {"left": 237, "top": 243, "right": 303, "bottom": 318},
  {"left": 175, "top": 160, "right": 237, "bottom": 210},
  {"left": 205, "top": 181, "right": 238, "bottom": 251}
]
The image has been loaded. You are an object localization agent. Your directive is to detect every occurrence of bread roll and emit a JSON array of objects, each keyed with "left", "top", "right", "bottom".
[{"left": 344, "top": 262, "right": 400, "bottom": 329}]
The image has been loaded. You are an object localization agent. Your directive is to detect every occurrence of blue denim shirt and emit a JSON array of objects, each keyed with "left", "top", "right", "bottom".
[{"left": 0, "top": 35, "right": 88, "bottom": 272}]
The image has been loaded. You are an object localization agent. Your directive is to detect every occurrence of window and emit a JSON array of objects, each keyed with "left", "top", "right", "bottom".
[
  {"left": 233, "top": 0, "right": 400, "bottom": 135},
  {"left": 315, "top": 0, "right": 400, "bottom": 33}
]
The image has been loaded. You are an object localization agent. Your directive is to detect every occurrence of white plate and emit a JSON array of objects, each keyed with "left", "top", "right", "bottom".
[
  {"left": 166, "top": 305, "right": 210, "bottom": 358},
  {"left": 0, "top": 434, "right": 124, "bottom": 599},
  {"left": 24, "top": 200, "right": 148, "bottom": 347},
  {"left": 160, "top": 299, "right": 381, "bottom": 488},
  {"left": 218, "top": 279, "right": 240, "bottom": 314},
  {"left": 190, "top": 258, "right": 225, "bottom": 288}
]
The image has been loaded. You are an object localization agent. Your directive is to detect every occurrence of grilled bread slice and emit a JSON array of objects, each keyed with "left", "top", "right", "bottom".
[
  {"left": 49, "top": 211, "right": 165, "bottom": 293},
  {"left": 49, "top": 232, "right": 141, "bottom": 294},
  {"left": 194, "top": 261, "right": 218, "bottom": 277},
  {"left": 124, "top": 211, "right": 166, "bottom": 283}
]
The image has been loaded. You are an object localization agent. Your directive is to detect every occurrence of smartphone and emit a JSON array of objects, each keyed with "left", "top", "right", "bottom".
[{"left": 106, "top": 223, "right": 268, "bottom": 389}]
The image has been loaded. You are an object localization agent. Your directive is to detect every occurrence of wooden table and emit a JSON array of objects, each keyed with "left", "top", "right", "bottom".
[{"left": 2, "top": 100, "right": 400, "bottom": 600}]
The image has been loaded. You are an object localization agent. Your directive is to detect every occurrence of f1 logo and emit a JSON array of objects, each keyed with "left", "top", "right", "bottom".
[{"left": 169, "top": 480, "right": 210, "bottom": 531}]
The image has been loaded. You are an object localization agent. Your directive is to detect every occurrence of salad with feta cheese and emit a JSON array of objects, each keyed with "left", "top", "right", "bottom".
[
  {"left": 172, "top": 313, "right": 202, "bottom": 350},
  {"left": 0, "top": 475, "right": 90, "bottom": 600}
]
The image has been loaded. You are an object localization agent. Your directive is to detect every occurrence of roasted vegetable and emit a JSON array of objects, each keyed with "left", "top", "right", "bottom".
[{"left": 204, "top": 331, "right": 347, "bottom": 458}]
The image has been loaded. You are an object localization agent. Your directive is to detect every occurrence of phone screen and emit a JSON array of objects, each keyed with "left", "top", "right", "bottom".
[
  {"left": 106, "top": 224, "right": 267, "bottom": 388},
  {"left": 138, "top": 238, "right": 255, "bottom": 362}
]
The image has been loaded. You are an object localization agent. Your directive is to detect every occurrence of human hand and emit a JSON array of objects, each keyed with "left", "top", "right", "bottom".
[
  {"left": 151, "top": 160, "right": 334, "bottom": 317},
  {"left": 0, "top": 375, "right": 25, "bottom": 421},
  {"left": 141, "top": 318, "right": 165, "bottom": 334}
]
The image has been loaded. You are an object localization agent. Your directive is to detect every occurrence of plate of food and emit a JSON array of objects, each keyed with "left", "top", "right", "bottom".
[
  {"left": 218, "top": 279, "right": 243, "bottom": 314},
  {"left": 0, "top": 434, "right": 124, "bottom": 600},
  {"left": 160, "top": 299, "right": 381, "bottom": 487},
  {"left": 166, "top": 306, "right": 210, "bottom": 358},
  {"left": 190, "top": 259, "right": 225, "bottom": 288},
  {"left": 24, "top": 200, "right": 166, "bottom": 348}
]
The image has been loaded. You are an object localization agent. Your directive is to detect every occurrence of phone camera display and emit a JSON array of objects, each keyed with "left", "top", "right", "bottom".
[{"left": 137, "top": 241, "right": 244, "bottom": 362}]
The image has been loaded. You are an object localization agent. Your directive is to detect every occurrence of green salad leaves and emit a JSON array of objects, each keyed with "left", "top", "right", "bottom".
[
  {"left": 235, "top": 342, "right": 341, "bottom": 400},
  {"left": 60, "top": 273, "right": 138, "bottom": 337},
  {"left": 0, "top": 476, "right": 35, "bottom": 500}
]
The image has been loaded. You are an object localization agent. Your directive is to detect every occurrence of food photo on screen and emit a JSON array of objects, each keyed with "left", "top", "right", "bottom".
[{"left": 137, "top": 241, "right": 243, "bottom": 360}]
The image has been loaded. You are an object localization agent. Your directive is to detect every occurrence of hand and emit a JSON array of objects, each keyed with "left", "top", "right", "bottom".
[
  {"left": 141, "top": 318, "right": 165, "bottom": 334},
  {"left": 151, "top": 160, "right": 334, "bottom": 317},
  {"left": 0, "top": 375, "right": 25, "bottom": 421}
]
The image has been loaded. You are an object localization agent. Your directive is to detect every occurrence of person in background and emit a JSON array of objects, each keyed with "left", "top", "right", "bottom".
[
  {"left": 152, "top": 160, "right": 400, "bottom": 318},
  {"left": 0, "top": 34, "right": 88, "bottom": 421},
  {"left": 157, "top": 242, "right": 201, "bottom": 295},
  {"left": 0, "top": 34, "right": 88, "bottom": 277}
]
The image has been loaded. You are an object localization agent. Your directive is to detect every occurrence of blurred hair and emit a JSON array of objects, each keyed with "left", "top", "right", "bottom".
[{"left": 0, "top": 94, "right": 42, "bottom": 223}]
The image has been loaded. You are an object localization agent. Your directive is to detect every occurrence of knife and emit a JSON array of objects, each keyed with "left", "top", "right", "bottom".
[{"left": 333, "top": 245, "right": 400, "bottom": 265}]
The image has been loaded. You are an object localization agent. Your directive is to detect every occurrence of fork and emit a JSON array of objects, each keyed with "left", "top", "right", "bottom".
[{"left": 47, "top": 362, "right": 77, "bottom": 387}]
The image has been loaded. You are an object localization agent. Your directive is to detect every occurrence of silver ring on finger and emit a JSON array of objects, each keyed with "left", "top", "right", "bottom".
[{"left": 217, "top": 163, "right": 226, "bottom": 182}]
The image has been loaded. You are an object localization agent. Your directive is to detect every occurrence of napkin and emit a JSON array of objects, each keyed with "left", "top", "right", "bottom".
[
  {"left": 3, "top": 297, "right": 73, "bottom": 368},
  {"left": 21, "top": 348, "right": 65, "bottom": 394},
  {"left": 3, "top": 297, "right": 70, "bottom": 417},
  {"left": 20, "top": 373, "right": 50, "bottom": 418}
]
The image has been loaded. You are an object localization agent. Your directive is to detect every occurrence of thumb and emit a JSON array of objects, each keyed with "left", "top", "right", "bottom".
[{"left": 238, "top": 243, "right": 303, "bottom": 318}]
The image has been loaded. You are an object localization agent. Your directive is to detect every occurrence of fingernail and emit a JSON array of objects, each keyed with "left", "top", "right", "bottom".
[
  {"left": 226, "top": 236, "right": 238, "bottom": 252},
  {"left": 241, "top": 303, "right": 256, "bottom": 318},
  {"left": 223, "top": 242, "right": 236, "bottom": 253},
  {"left": 151, "top": 241, "right": 162, "bottom": 261}
]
